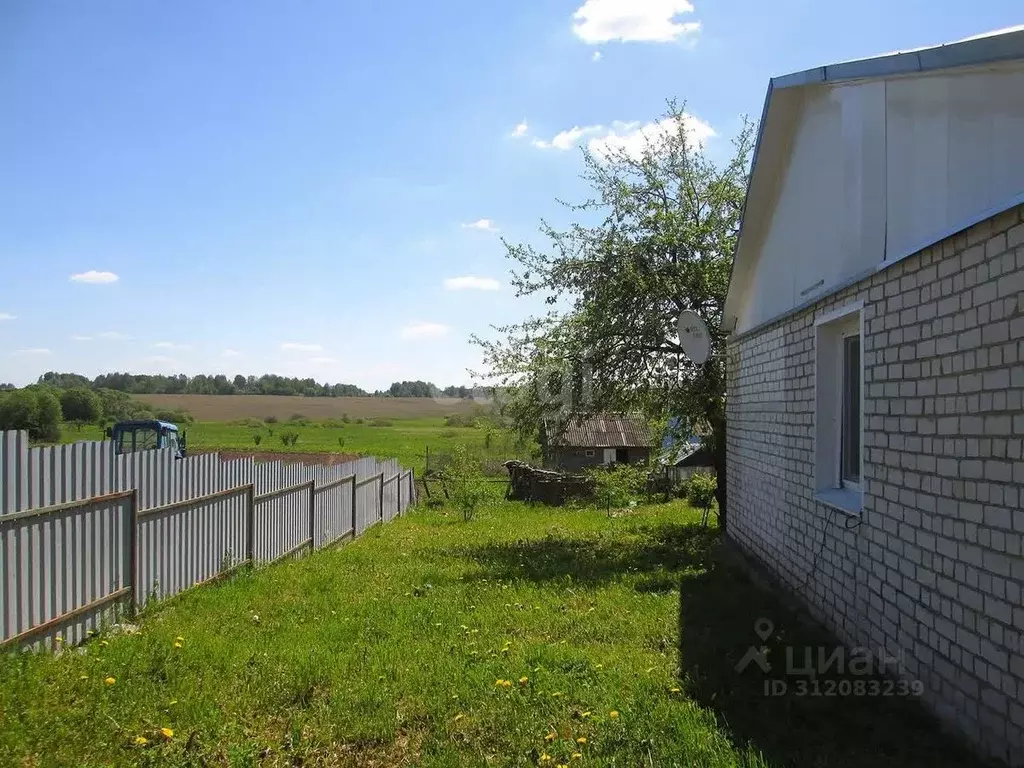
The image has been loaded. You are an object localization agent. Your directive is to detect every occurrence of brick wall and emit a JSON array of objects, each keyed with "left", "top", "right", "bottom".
[{"left": 726, "top": 203, "right": 1024, "bottom": 765}]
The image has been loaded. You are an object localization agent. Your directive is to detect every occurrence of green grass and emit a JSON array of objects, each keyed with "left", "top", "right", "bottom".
[
  {"left": 61, "top": 417, "right": 535, "bottom": 474},
  {"left": 0, "top": 498, "right": 986, "bottom": 767}
]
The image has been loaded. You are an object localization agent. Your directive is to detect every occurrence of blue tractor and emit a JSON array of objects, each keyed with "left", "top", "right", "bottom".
[{"left": 107, "top": 419, "right": 187, "bottom": 459}]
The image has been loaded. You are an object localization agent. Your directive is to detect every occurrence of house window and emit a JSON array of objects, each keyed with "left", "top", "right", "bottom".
[
  {"left": 585, "top": 449, "right": 595, "bottom": 457},
  {"left": 815, "top": 302, "right": 863, "bottom": 513}
]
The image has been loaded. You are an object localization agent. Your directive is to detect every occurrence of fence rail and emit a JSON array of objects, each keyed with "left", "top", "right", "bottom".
[{"left": 0, "top": 430, "right": 416, "bottom": 650}]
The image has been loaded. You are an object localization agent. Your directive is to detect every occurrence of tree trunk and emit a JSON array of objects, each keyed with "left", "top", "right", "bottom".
[{"left": 709, "top": 413, "right": 727, "bottom": 531}]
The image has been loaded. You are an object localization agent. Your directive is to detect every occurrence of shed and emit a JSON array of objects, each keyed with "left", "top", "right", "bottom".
[{"left": 542, "top": 413, "right": 652, "bottom": 471}]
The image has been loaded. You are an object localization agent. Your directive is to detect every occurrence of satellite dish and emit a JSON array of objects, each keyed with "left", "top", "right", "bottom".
[{"left": 676, "top": 310, "right": 710, "bottom": 365}]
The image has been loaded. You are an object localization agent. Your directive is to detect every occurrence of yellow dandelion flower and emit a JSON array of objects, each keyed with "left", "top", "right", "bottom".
[
  {"left": 576, "top": 737, "right": 587, "bottom": 744},
  {"left": 580, "top": 711, "right": 592, "bottom": 718},
  {"left": 572, "top": 753, "right": 583, "bottom": 760},
  {"left": 540, "top": 754, "right": 552, "bottom": 763},
  {"left": 104, "top": 676, "right": 116, "bottom": 686},
  {"left": 133, "top": 736, "right": 148, "bottom": 746},
  {"left": 609, "top": 710, "right": 619, "bottom": 719},
  {"left": 173, "top": 641, "right": 183, "bottom": 649},
  {"left": 160, "top": 727, "right": 174, "bottom": 739},
  {"left": 544, "top": 730, "right": 557, "bottom": 742},
  {"left": 79, "top": 675, "right": 88, "bottom": 681},
  {"left": 558, "top": 764, "right": 569, "bottom": 768},
  {"left": 175, "top": 636, "right": 184, "bottom": 642},
  {"left": 669, "top": 687, "right": 681, "bottom": 693},
  {"left": 519, "top": 676, "right": 529, "bottom": 685},
  {"left": 99, "top": 640, "right": 109, "bottom": 647},
  {"left": 454, "top": 713, "right": 464, "bottom": 722},
  {"left": 54, "top": 636, "right": 63, "bottom": 643},
  {"left": 551, "top": 692, "right": 563, "bottom": 698},
  {"left": 168, "top": 699, "right": 178, "bottom": 706},
  {"left": 595, "top": 664, "right": 604, "bottom": 670}
]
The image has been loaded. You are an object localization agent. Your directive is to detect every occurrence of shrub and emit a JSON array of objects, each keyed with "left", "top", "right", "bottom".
[
  {"left": 587, "top": 463, "right": 649, "bottom": 510},
  {"left": 252, "top": 433, "right": 262, "bottom": 446},
  {"left": 444, "top": 413, "right": 477, "bottom": 428},
  {"left": 368, "top": 417, "right": 393, "bottom": 427},
  {"left": 59, "top": 388, "right": 101, "bottom": 430},
  {"left": 442, "top": 444, "right": 490, "bottom": 522},
  {"left": 264, "top": 415, "right": 278, "bottom": 424},
  {"left": 154, "top": 408, "right": 194, "bottom": 426},
  {"left": 687, "top": 471, "right": 717, "bottom": 512},
  {"left": 0, "top": 388, "right": 62, "bottom": 442},
  {"left": 337, "top": 436, "right": 346, "bottom": 449},
  {"left": 354, "top": 418, "right": 365, "bottom": 425},
  {"left": 279, "top": 430, "right": 299, "bottom": 447},
  {"left": 288, "top": 413, "right": 307, "bottom": 423},
  {"left": 341, "top": 413, "right": 350, "bottom": 423}
]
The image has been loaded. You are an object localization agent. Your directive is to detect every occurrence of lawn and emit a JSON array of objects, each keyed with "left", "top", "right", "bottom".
[
  {"left": 133, "top": 394, "right": 479, "bottom": 421},
  {"left": 61, "top": 417, "right": 535, "bottom": 475},
  {"left": 0, "top": 498, "right": 986, "bottom": 768}
]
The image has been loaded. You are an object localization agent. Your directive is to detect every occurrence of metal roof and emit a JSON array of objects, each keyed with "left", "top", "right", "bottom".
[
  {"left": 547, "top": 414, "right": 653, "bottom": 448},
  {"left": 723, "top": 26, "right": 1024, "bottom": 334},
  {"left": 114, "top": 420, "right": 179, "bottom": 431}
]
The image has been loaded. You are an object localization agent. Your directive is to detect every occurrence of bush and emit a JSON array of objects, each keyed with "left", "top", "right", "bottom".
[
  {"left": 587, "top": 463, "right": 649, "bottom": 510},
  {"left": 252, "top": 433, "right": 262, "bottom": 446},
  {"left": 337, "top": 436, "right": 346, "bottom": 449},
  {"left": 279, "top": 430, "right": 299, "bottom": 447},
  {"left": 442, "top": 444, "right": 490, "bottom": 522},
  {"left": 687, "top": 471, "right": 717, "bottom": 512},
  {"left": 264, "top": 415, "right": 278, "bottom": 424},
  {"left": 0, "top": 388, "right": 62, "bottom": 442},
  {"left": 288, "top": 413, "right": 308, "bottom": 424},
  {"left": 368, "top": 417, "right": 392, "bottom": 427},
  {"left": 341, "top": 413, "right": 350, "bottom": 423},
  {"left": 154, "top": 408, "right": 194, "bottom": 426},
  {"left": 444, "top": 413, "right": 477, "bottom": 428},
  {"left": 59, "top": 388, "right": 101, "bottom": 429}
]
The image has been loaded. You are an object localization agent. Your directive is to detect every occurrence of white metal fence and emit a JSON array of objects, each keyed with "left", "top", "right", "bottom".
[{"left": 0, "top": 430, "right": 415, "bottom": 650}]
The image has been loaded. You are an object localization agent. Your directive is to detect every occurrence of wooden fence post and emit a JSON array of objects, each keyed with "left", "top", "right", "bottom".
[
  {"left": 246, "top": 484, "right": 255, "bottom": 565},
  {"left": 128, "top": 489, "right": 139, "bottom": 614},
  {"left": 379, "top": 473, "right": 385, "bottom": 521},
  {"left": 308, "top": 480, "right": 316, "bottom": 552},
  {"left": 351, "top": 475, "right": 358, "bottom": 537}
]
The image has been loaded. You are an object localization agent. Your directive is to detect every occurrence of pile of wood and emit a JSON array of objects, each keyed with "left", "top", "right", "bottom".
[{"left": 504, "top": 461, "right": 592, "bottom": 506}]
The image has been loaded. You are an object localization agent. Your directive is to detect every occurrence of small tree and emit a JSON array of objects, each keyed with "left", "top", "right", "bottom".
[
  {"left": 587, "top": 463, "right": 649, "bottom": 512},
  {"left": 443, "top": 444, "right": 490, "bottom": 521},
  {"left": 337, "top": 436, "right": 346, "bottom": 449},
  {"left": 687, "top": 471, "right": 717, "bottom": 526},
  {"left": 59, "top": 388, "right": 101, "bottom": 430},
  {"left": 0, "top": 388, "right": 62, "bottom": 442},
  {"left": 252, "top": 433, "right": 262, "bottom": 446}
]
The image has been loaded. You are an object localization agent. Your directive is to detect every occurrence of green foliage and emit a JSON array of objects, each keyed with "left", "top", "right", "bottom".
[
  {"left": 153, "top": 408, "right": 194, "bottom": 426},
  {"left": 442, "top": 444, "right": 490, "bottom": 521},
  {"left": 279, "top": 430, "right": 299, "bottom": 447},
  {"left": 58, "top": 387, "right": 101, "bottom": 428},
  {"left": 687, "top": 471, "right": 717, "bottom": 511},
  {"left": 587, "top": 463, "right": 650, "bottom": 509},
  {"left": 367, "top": 417, "right": 393, "bottom": 427},
  {"left": 264, "top": 415, "right": 278, "bottom": 424},
  {"left": 0, "top": 387, "right": 62, "bottom": 442},
  {"left": 252, "top": 433, "right": 262, "bottom": 447},
  {"left": 472, "top": 101, "right": 754, "bottom": 525},
  {"left": 288, "top": 413, "right": 308, "bottom": 423},
  {"left": 94, "top": 388, "right": 155, "bottom": 422},
  {"left": 444, "top": 412, "right": 477, "bottom": 428},
  {"left": 337, "top": 436, "right": 345, "bottom": 449}
]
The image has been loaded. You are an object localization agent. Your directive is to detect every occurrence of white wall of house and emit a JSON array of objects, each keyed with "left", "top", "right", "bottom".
[{"left": 735, "top": 62, "right": 1024, "bottom": 335}]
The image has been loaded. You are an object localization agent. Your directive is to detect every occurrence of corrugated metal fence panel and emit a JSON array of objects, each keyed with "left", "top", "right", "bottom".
[{"left": 1, "top": 430, "right": 416, "bottom": 647}]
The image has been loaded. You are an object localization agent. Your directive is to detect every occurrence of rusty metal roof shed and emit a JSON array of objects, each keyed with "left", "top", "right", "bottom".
[{"left": 547, "top": 414, "right": 653, "bottom": 448}]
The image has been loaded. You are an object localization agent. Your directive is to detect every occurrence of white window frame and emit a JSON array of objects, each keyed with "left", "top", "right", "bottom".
[{"left": 814, "top": 301, "right": 864, "bottom": 515}]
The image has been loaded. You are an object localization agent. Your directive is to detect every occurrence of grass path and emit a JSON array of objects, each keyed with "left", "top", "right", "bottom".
[{"left": 0, "top": 500, "right": 987, "bottom": 767}]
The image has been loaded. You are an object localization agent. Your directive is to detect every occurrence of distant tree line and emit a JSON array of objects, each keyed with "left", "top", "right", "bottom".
[{"left": 35, "top": 372, "right": 483, "bottom": 399}]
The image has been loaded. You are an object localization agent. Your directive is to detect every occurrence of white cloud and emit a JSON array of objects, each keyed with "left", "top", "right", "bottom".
[
  {"left": 592, "top": 51, "right": 603, "bottom": 61},
  {"left": 511, "top": 120, "right": 529, "bottom": 138},
  {"left": 153, "top": 341, "right": 192, "bottom": 351},
  {"left": 531, "top": 125, "right": 604, "bottom": 151},
  {"left": 0, "top": 312, "right": 15, "bottom": 321},
  {"left": 13, "top": 348, "right": 51, "bottom": 355},
  {"left": 400, "top": 322, "right": 449, "bottom": 341},
  {"left": 70, "top": 335, "right": 92, "bottom": 341},
  {"left": 222, "top": 349, "right": 242, "bottom": 358},
  {"left": 444, "top": 276, "right": 501, "bottom": 291},
  {"left": 587, "top": 115, "right": 715, "bottom": 160},
  {"left": 70, "top": 270, "right": 119, "bottom": 284},
  {"left": 308, "top": 356, "right": 339, "bottom": 364},
  {"left": 461, "top": 218, "right": 499, "bottom": 233},
  {"left": 97, "top": 331, "right": 130, "bottom": 340},
  {"left": 572, "top": 0, "right": 701, "bottom": 44},
  {"left": 280, "top": 342, "right": 323, "bottom": 353}
]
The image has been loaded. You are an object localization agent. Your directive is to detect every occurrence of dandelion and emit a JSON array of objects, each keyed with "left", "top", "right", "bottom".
[
  {"left": 104, "top": 676, "right": 116, "bottom": 686},
  {"left": 669, "top": 687, "right": 681, "bottom": 693},
  {"left": 168, "top": 699, "right": 178, "bottom": 706},
  {"left": 100, "top": 640, "right": 109, "bottom": 647},
  {"left": 251, "top": 614, "right": 260, "bottom": 624},
  {"left": 79, "top": 675, "right": 88, "bottom": 681},
  {"left": 609, "top": 710, "right": 619, "bottom": 719},
  {"left": 544, "top": 730, "right": 557, "bottom": 742},
  {"left": 576, "top": 737, "right": 587, "bottom": 744},
  {"left": 519, "top": 676, "right": 529, "bottom": 686},
  {"left": 551, "top": 692, "right": 563, "bottom": 698},
  {"left": 580, "top": 711, "right": 592, "bottom": 718},
  {"left": 133, "top": 736, "right": 148, "bottom": 746},
  {"left": 454, "top": 713, "right": 464, "bottom": 722},
  {"left": 495, "top": 679, "right": 512, "bottom": 688},
  {"left": 175, "top": 636, "right": 184, "bottom": 642},
  {"left": 595, "top": 664, "right": 604, "bottom": 670},
  {"left": 160, "top": 727, "right": 174, "bottom": 739},
  {"left": 173, "top": 640, "right": 183, "bottom": 649},
  {"left": 540, "top": 754, "right": 552, "bottom": 763},
  {"left": 572, "top": 753, "right": 583, "bottom": 760}
]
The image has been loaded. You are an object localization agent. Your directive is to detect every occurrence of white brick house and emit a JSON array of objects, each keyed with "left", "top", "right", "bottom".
[{"left": 723, "top": 28, "right": 1024, "bottom": 764}]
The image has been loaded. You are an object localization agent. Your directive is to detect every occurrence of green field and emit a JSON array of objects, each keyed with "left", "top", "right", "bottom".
[
  {"left": 0, "top": 498, "right": 982, "bottom": 767},
  {"left": 62, "top": 417, "right": 536, "bottom": 475}
]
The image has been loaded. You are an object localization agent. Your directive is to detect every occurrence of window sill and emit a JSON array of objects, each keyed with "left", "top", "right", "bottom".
[{"left": 815, "top": 488, "right": 862, "bottom": 517}]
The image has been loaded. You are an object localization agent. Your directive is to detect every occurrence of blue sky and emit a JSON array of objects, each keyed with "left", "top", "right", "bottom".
[{"left": 1, "top": 1, "right": 1020, "bottom": 389}]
